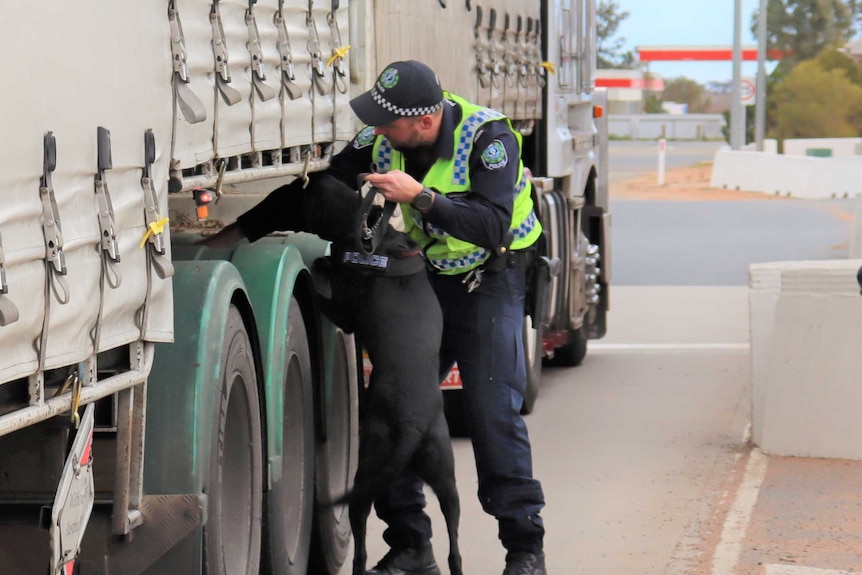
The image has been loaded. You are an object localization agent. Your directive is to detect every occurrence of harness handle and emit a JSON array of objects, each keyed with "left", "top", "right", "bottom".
[{"left": 355, "top": 173, "right": 396, "bottom": 256}]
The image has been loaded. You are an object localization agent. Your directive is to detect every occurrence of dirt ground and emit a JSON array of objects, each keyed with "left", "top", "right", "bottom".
[{"left": 610, "top": 162, "right": 788, "bottom": 201}]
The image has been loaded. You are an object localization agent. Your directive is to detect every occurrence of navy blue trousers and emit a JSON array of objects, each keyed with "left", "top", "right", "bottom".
[{"left": 374, "top": 266, "right": 546, "bottom": 554}]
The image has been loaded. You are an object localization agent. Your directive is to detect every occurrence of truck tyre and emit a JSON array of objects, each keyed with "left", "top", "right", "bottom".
[
  {"left": 521, "top": 313, "right": 543, "bottom": 414},
  {"left": 546, "top": 326, "right": 588, "bottom": 367},
  {"left": 205, "top": 305, "right": 263, "bottom": 575},
  {"left": 308, "top": 329, "right": 359, "bottom": 574},
  {"left": 264, "top": 298, "right": 315, "bottom": 575}
]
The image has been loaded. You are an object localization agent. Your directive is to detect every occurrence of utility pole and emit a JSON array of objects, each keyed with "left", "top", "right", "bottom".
[
  {"left": 730, "top": 0, "right": 744, "bottom": 150},
  {"left": 755, "top": 0, "right": 768, "bottom": 151}
]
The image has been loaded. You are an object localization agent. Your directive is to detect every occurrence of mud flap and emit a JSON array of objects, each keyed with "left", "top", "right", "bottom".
[{"left": 107, "top": 494, "right": 205, "bottom": 575}]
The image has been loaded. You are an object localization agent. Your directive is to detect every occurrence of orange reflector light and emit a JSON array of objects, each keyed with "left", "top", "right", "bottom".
[
  {"left": 196, "top": 205, "right": 209, "bottom": 220},
  {"left": 593, "top": 105, "right": 604, "bottom": 119}
]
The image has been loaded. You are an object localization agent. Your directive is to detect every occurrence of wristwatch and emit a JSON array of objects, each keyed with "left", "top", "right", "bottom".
[{"left": 411, "top": 187, "right": 435, "bottom": 213}]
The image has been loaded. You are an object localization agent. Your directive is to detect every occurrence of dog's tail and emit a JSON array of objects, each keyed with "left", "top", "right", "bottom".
[{"left": 328, "top": 426, "right": 427, "bottom": 507}]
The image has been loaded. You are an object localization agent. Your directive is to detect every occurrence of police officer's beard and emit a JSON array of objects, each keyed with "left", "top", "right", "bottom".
[{"left": 389, "top": 130, "right": 433, "bottom": 152}]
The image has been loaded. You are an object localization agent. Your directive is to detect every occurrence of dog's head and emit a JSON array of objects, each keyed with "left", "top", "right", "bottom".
[{"left": 301, "top": 172, "right": 363, "bottom": 242}]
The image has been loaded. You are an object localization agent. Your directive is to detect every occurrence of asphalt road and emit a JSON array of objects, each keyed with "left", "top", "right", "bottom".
[{"left": 338, "top": 142, "right": 859, "bottom": 574}]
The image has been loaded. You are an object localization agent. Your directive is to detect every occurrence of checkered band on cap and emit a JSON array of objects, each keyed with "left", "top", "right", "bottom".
[
  {"left": 453, "top": 108, "right": 505, "bottom": 186},
  {"left": 371, "top": 88, "right": 444, "bottom": 118}
]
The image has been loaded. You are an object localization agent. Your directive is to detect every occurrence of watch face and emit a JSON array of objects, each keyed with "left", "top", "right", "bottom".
[{"left": 413, "top": 190, "right": 432, "bottom": 210}]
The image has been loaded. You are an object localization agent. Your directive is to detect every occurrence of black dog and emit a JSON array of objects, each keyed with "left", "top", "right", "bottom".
[{"left": 260, "top": 172, "right": 462, "bottom": 575}]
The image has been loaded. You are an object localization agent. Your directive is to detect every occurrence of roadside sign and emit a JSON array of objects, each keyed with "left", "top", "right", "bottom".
[
  {"left": 740, "top": 77, "right": 756, "bottom": 106},
  {"left": 50, "top": 403, "right": 96, "bottom": 575}
]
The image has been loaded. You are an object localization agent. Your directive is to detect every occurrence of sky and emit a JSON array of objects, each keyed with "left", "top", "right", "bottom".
[{"left": 614, "top": 0, "right": 771, "bottom": 84}]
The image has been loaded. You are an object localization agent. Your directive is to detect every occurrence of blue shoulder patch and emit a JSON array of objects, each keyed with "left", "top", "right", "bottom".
[
  {"left": 481, "top": 140, "right": 508, "bottom": 170},
  {"left": 353, "top": 126, "right": 376, "bottom": 149}
]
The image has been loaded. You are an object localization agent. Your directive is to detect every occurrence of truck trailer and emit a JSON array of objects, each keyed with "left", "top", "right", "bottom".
[{"left": 0, "top": 1, "right": 610, "bottom": 573}]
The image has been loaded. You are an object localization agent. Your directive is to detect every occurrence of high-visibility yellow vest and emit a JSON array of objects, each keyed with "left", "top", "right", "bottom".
[{"left": 370, "top": 92, "right": 542, "bottom": 275}]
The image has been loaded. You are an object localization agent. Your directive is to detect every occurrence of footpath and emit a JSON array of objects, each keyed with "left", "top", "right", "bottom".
[{"left": 712, "top": 447, "right": 862, "bottom": 575}]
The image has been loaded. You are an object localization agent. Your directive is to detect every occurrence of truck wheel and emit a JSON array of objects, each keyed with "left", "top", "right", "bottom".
[
  {"left": 521, "top": 313, "right": 543, "bottom": 414},
  {"left": 546, "top": 326, "right": 588, "bottom": 367},
  {"left": 205, "top": 306, "right": 263, "bottom": 575},
  {"left": 264, "top": 298, "right": 315, "bottom": 575},
  {"left": 308, "top": 329, "right": 359, "bottom": 575}
]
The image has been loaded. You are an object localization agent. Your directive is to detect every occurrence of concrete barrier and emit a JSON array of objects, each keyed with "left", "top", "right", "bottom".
[
  {"left": 783, "top": 137, "right": 862, "bottom": 157},
  {"left": 750, "top": 260, "right": 862, "bottom": 459},
  {"left": 711, "top": 149, "right": 862, "bottom": 199}
]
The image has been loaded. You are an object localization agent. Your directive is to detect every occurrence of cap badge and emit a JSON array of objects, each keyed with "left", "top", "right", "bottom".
[{"left": 380, "top": 67, "right": 400, "bottom": 89}]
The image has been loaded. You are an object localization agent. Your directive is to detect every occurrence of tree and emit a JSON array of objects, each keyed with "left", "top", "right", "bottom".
[
  {"left": 751, "top": 0, "right": 861, "bottom": 72},
  {"left": 770, "top": 60, "right": 862, "bottom": 139},
  {"left": 597, "top": 0, "right": 635, "bottom": 68},
  {"left": 816, "top": 45, "right": 862, "bottom": 86},
  {"left": 661, "top": 77, "right": 712, "bottom": 113}
]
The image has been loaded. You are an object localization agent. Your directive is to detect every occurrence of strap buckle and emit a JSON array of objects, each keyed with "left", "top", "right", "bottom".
[
  {"left": 0, "top": 232, "right": 7, "bottom": 296},
  {"left": 326, "top": 10, "right": 348, "bottom": 94},
  {"left": 39, "top": 132, "right": 67, "bottom": 277},
  {"left": 210, "top": 1, "right": 242, "bottom": 105},
  {"left": 168, "top": 3, "right": 206, "bottom": 123},
  {"left": 95, "top": 128, "right": 120, "bottom": 265},
  {"left": 274, "top": 9, "right": 302, "bottom": 100},
  {"left": 307, "top": 4, "right": 331, "bottom": 95},
  {"left": 246, "top": 6, "right": 276, "bottom": 101}
]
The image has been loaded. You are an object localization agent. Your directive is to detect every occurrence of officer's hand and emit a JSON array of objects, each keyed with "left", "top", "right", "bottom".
[{"left": 364, "top": 171, "right": 423, "bottom": 204}]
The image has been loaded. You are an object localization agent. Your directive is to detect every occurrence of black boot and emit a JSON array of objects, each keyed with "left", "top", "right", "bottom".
[
  {"left": 502, "top": 551, "right": 547, "bottom": 575},
  {"left": 366, "top": 543, "right": 442, "bottom": 575}
]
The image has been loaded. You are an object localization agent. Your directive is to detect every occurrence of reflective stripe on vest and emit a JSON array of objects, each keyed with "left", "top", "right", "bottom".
[{"left": 371, "top": 93, "right": 542, "bottom": 274}]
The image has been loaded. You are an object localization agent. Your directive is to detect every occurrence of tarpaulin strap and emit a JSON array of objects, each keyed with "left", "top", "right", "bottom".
[
  {"left": 36, "top": 132, "right": 69, "bottom": 371},
  {"left": 473, "top": 6, "right": 491, "bottom": 89},
  {"left": 246, "top": 2, "right": 276, "bottom": 102},
  {"left": 0, "top": 230, "right": 19, "bottom": 326},
  {"left": 210, "top": 0, "right": 242, "bottom": 106},
  {"left": 275, "top": 1, "right": 303, "bottom": 100},
  {"left": 327, "top": 2, "right": 348, "bottom": 94},
  {"left": 39, "top": 132, "right": 70, "bottom": 304},
  {"left": 94, "top": 127, "right": 122, "bottom": 289},
  {"left": 138, "top": 131, "right": 174, "bottom": 339},
  {"left": 307, "top": 0, "right": 332, "bottom": 96},
  {"left": 139, "top": 130, "right": 174, "bottom": 278},
  {"left": 487, "top": 8, "right": 501, "bottom": 89},
  {"left": 168, "top": 2, "right": 206, "bottom": 124}
]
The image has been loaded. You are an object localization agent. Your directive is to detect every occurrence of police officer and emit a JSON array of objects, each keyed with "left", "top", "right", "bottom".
[
  {"left": 202, "top": 60, "right": 547, "bottom": 575},
  {"left": 345, "top": 61, "right": 547, "bottom": 575}
]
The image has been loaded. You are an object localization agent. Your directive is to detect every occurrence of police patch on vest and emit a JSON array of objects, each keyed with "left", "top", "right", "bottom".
[
  {"left": 354, "top": 126, "right": 376, "bottom": 149},
  {"left": 481, "top": 140, "right": 508, "bottom": 169}
]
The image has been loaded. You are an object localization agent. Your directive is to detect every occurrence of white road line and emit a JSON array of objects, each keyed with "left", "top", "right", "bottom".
[
  {"left": 765, "top": 566, "right": 857, "bottom": 575},
  {"left": 710, "top": 447, "right": 768, "bottom": 575},
  {"left": 590, "top": 343, "right": 750, "bottom": 352}
]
